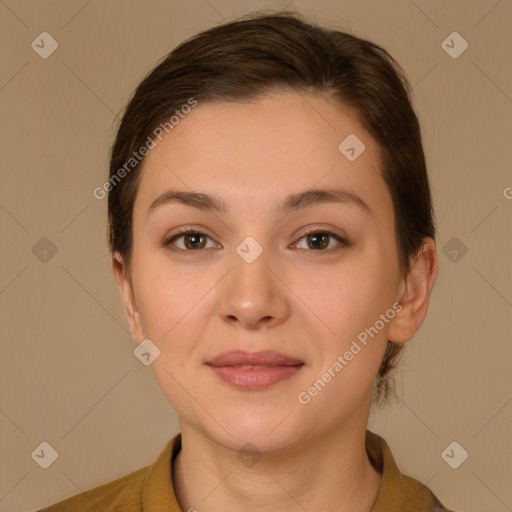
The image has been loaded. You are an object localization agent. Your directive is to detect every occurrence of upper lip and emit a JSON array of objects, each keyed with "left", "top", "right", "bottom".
[{"left": 206, "top": 350, "right": 303, "bottom": 367}]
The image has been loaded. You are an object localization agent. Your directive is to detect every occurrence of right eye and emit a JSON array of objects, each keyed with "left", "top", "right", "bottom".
[{"left": 163, "top": 229, "right": 220, "bottom": 252}]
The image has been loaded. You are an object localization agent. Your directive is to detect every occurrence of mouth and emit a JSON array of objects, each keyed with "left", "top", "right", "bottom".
[{"left": 206, "top": 350, "right": 304, "bottom": 390}]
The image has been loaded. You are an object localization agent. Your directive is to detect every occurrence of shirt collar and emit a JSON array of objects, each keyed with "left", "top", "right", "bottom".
[
  {"left": 142, "top": 433, "right": 182, "bottom": 512},
  {"left": 141, "top": 429, "right": 423, "bottom": 512}
]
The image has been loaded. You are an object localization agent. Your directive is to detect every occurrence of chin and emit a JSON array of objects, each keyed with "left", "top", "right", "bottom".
[{"left": 202, "top": 405, "right": 314, "bottom": 455}]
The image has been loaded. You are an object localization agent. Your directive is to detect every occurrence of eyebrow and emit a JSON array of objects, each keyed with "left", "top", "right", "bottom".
[{"left": 147, "top": 188, "right": 371, "bottom": 217}]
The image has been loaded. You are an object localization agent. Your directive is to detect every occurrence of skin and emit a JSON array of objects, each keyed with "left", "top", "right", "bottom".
[{"left": 113, "top": 91, "right": 438, "bottom": 511}]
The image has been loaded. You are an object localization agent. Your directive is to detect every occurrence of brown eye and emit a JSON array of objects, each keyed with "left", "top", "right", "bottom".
[
  {"left": 183, "top": 233, "right": 207, "bottom": 250},
  {"left": 306, "top": 233, "right": 330, "bottom": 250},
  {"left": 164, "top": 230, "right": 218, "bottom": 252},
  {"left": 295, "top": 231, "right": 347, "bottom": 251}
]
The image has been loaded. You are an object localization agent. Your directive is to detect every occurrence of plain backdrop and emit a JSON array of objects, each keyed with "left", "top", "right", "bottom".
[{"left": 1, "top": 1, "right": 511, "bottom": 511}]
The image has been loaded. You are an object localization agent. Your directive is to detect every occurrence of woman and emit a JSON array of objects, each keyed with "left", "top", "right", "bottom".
[{"left": 41, "top": 11, "right": 452, "bottom": 512}]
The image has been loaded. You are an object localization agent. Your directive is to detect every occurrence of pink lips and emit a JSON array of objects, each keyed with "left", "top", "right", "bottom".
[{"left": 206, "top": 350, "right": 304, "bottom": 390}]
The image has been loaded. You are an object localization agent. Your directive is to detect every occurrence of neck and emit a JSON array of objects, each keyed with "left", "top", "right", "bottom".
[{"left": 172, "top": 417, "right": 382, "bottom": 512}]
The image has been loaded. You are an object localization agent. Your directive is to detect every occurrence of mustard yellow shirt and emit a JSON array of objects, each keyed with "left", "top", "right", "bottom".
[{"left": 38, "top": 430, "right": 452, "bottom": 511}]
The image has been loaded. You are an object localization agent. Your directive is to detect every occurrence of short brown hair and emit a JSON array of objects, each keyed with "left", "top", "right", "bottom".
[{"left": 107, "top": 11, "right": 435, "bottom": 404}]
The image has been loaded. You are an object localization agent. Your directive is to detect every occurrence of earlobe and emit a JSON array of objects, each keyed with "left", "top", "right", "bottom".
[
  {"left": 387, "top": 238, "right": 438, "bottom": 343},
  {"left": 112, "top": 253, "right": 144, "bottom": 342}
]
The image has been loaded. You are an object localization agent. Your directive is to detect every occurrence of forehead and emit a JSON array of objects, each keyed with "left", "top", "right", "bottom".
[{"left": 133, "top": 91, "right": 391, "bottom": 218}]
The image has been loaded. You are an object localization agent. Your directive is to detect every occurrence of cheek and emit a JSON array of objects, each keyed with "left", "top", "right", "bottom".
[
  {"left": 132, "top": 253, "right": 216, "bottom": 348},
  {"left": 297, "top": 251, "right": 397, "bottom": 342},
  {"left": 302, "top": 253, "right": 399, "bottom": 399},
  {"left": 132, "top": 260, "right": 215, "bottom": 408},
  {"left": 297, "top": 260, "right": 395, "bottom": 409}
]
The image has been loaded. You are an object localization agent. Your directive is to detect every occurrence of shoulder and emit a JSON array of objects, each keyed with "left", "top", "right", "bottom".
[
  {"left": 36, "top": 434, "right": 181, "bottom": 512},
  {"left": 36, "top": 465, "right": 149, "bottom": 512},
  {"left": 399, "top": 474, "right": 455, "bottom": 511},
  {"left": 365, "top": 430, "right": 455, "bottom": 512}
]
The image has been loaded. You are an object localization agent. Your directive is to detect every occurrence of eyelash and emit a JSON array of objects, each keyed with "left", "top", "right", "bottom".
[{"left": 162, "top": 228, "right": 349, "bottom": 255}]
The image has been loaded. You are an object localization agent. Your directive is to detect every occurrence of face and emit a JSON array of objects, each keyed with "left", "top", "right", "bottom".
[{"left": 115, "top": 91, "right": 417, "bottom": 453}]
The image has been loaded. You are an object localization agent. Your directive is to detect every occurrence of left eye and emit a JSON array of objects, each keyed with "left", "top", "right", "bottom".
[{"left": 294, "top": 231, "right": 346, "bottom": 250}]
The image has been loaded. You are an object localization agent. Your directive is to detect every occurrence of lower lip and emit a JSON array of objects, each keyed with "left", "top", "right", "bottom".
[{"left": 208, "top": 365, "right": 304, "bottom": 390}]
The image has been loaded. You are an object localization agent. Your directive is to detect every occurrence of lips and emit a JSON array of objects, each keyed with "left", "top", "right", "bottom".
[
  {"left": 207, "top": 350, "right": 303, "bottom": 367},
  {"left": 206, "top": 350, "right": 304, "bottom": 390}
]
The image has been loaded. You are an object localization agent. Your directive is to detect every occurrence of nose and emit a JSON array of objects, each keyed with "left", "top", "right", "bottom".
[{"left": 217, "top": 244, "right": 291, "bottom": 331}]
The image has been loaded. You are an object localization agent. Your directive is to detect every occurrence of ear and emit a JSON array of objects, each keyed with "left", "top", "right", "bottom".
[
  {"left": 387, "top": 238, "right": 438, "bottom": 343},
  {"left": 112, "top": 252, "right": 144, "bottom": 343}
]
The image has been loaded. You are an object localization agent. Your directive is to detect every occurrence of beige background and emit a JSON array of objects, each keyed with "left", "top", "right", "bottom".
[{"left": 1, "top": 1, "right": 511, "bottom": 511}]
